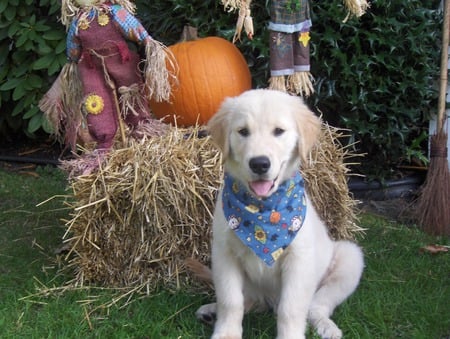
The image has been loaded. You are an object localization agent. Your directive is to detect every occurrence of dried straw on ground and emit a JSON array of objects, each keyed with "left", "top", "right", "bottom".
[{"left": 61, "top": 124, "right": 363, "bottom": 291}]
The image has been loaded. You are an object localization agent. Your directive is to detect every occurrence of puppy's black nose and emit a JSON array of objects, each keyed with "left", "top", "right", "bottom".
[{"left": 249, "top": 156, "right": 271, "bottom": 174}]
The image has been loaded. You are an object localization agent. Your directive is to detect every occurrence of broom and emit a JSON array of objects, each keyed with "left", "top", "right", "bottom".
[{"left": 416, "top": 0, "right": 450, "bottom": 236}]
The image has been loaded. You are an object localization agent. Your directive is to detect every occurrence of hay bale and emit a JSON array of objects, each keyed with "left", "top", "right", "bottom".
[
  {"left": 63, "top": 127, "right": 220, "bottom": 289},
  {"left": 62, "top": 124, "right": 362, "bottom": 290},
  {"left": 302, "top": 124, "right": 364, "bottom": 240}
]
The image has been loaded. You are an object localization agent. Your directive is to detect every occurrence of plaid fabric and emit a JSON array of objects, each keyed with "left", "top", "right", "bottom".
[
  {"left": 110, "top": 4, "right": 151, "bottom": 44},
  {"left": 268, "top": 0, "right": 311, "bottom": 33}
]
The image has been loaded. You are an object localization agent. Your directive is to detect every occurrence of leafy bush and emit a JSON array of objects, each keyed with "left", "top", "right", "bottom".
[
  {"left": 0, "top": 0, "right": 65, "bottom": 140},
  {"left": 308, "top": 0, "right": 441, "bottom": 178}
]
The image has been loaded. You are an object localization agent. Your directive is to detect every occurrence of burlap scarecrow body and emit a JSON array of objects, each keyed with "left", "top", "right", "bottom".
[
  {"left": 66, "top": 3, "right": 158, "bottom": 150},
  {"left": 39, "top": 0, "right": 173, "bottom": 154}
]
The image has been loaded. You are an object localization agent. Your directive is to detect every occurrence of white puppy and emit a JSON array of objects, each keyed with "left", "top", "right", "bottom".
[{"left": 197, "top": 89, "right": 364, "bottom": 339}]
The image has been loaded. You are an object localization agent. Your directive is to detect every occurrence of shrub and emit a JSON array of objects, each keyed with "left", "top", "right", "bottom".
[
  {"left": 0, "top": 0, "right": 65, "bottom": 140},
  {"left": 308, "top": 0, "right": 441, "bottom": 178}
]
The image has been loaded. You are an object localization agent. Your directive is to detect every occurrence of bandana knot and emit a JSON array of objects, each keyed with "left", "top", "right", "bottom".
[{"left": 223, "top": 171, "right": 307, "bottom": 266}]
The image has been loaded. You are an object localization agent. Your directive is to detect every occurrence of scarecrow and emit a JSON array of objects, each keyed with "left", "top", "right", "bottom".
[
  {"left": 222, "top": 0, "right": 369, "bottom": 96},
  {"left": 39, "top": 0, "right": 174, "bottom": 154}
]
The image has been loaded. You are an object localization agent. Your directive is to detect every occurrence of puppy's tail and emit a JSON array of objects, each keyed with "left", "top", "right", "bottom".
[{"left": 184, "top": 258, "right": 213, "bottom": 287}]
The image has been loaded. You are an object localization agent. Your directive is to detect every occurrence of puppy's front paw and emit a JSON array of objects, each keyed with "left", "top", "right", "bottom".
[{"left": 315, "top": 318, "right": 342, "bottom": 339}]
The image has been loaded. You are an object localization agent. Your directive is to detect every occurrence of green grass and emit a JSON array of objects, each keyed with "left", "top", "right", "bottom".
[{"left": 0, "top": 166, "right": 449, "bottom": 338}]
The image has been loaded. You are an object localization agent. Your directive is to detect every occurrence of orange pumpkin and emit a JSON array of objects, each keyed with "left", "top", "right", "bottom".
[
  {"left": 149, "top": 27, "right": 252, "bottom": 126},
  {"left": 270, "top": 211, "right": 281, "bottom": 224}
]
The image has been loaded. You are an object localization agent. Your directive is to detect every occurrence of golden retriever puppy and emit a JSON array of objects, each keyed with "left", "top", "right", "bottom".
[{"left": 196, "top": 89, "right": 364, "bottom": 339}]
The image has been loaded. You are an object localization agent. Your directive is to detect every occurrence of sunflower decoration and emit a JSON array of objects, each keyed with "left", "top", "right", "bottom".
[
  {"left": 78, "top": 17, "right": 90, "bottom": 30},
  {"left": 254, "top": 225, "right": 267, "bottom": 244},
  {"left": 84, "top": 94, "right": 105, "bottom": 115},
  {"left": 97, "top": 13, "right": 110, "bottom": 26}
]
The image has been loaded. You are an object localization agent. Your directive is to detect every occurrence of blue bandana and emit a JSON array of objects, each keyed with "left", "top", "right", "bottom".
[{"left": 222, "top": 172, "right": 307, "bottom": 266}]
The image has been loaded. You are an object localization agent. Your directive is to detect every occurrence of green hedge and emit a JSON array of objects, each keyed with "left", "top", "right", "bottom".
[
  {"left": 309, "top": 0, "right": 441, "bottom": 178},
  {"left": 0, "top": 0, "right": 65, "bottom": 139},
  {"left": 0, "top": 0, "right": 442, "bottom": 179}
]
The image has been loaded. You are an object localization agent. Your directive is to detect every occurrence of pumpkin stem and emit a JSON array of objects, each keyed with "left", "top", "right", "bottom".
[{"left": 179, "top": 25, "right": 199, "bottom": 42}]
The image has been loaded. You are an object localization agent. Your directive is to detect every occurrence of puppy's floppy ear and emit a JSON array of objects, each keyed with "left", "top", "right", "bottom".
[
  {"left": 293, "top": 98, "right": 321, "bottom": 164},
  {"left": 207, "top": 97, "right": 232, "bottom": 159}
]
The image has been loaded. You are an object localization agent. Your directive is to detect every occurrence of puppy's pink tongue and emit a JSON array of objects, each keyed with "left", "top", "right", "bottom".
[{"left": 249, "top": 180, "right": 274, "bottom": 197}]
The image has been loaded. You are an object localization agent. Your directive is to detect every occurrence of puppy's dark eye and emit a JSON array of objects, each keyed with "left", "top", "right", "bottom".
[
  {"left": 238, "top": 127, "right": 250, "bottom": 137},
  {"left": 273, "top": 127, "right": 285, "bottom": 136}
]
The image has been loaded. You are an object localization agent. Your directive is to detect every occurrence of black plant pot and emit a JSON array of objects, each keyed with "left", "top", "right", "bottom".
[{"left": 348, "top": 174, "right": 425, "bottom": 201}]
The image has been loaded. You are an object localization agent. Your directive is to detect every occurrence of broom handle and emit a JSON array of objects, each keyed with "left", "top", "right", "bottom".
[{"left": 438, "top": 0, "right": 450, "bottom": 133}]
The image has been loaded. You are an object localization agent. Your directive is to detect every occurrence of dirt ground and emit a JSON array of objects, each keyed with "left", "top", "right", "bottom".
[{"left": 358, "top": 198, "right": 417, "bottom": 224}]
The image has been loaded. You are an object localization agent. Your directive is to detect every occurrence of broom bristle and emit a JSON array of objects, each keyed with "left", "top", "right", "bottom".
[{"left": 415, "top": 132, "right": 450, "bottom": 236}]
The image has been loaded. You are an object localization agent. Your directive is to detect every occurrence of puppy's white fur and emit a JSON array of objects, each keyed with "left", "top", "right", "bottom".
[{"left": 199, "top": 89, "right": 364, "bottom": 339}]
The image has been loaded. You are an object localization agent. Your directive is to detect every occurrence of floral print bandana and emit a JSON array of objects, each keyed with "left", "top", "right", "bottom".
[{"left": 222, "top": 171, "right": 307, "bottom": 266}]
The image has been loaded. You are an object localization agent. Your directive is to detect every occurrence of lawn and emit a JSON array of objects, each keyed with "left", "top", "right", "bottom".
[{"left": 0, "top": 166, "right": 449, "bottom": 338}]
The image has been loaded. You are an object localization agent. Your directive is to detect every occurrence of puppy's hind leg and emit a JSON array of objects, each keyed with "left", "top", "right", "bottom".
[{"left": 308, "top": 241, "right": 364, "bottom": 339}]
